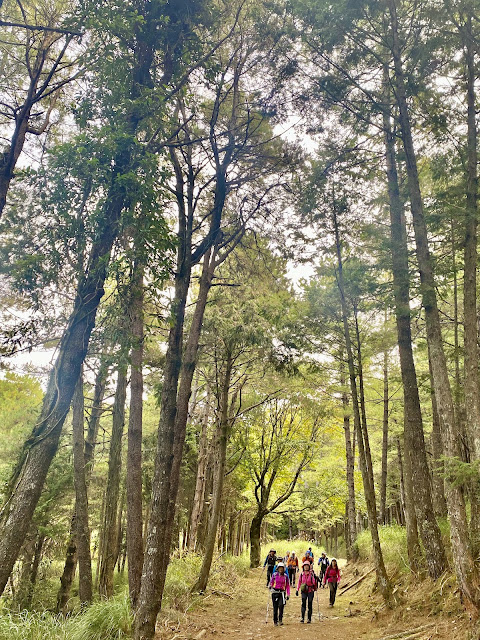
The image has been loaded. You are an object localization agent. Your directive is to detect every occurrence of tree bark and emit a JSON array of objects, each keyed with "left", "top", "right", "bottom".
[
  {"left": 380, "top": 348, "right": 389, "bottom": 525},
  {"left": 127, "top": 258, "right": 144, "bottom": 609},
  {"left": 462, "top": 13, "right": 480, "bottom": 462},
  {"left": 429, "top": 367, "right": 448, "bottom": 518},
  {"left": 332, "top": 205, "right": 391, "bottom": 603},
  {"left": 193, "top": 354, "right": 233, "bottom": 591},
  {"left": 14, "top": 531, "right": 44, "bottom": 610},
  {"left": 341, "top": 358, "right": 357, "bottom": 560},
  {"left": 188, "top": 391, "right": 211, "bottom": 551},
  {"left": 71, "top": 370, "right": 93, "bottom": 605},
  {"left": 382, "top": 81, "right": 446, "bottom": 578},
  {"left": 56, "top": 359, "right": 107, "bottom": 613},
  {"left": 99, "top": 365, "right": 127, "bottom": 598},
  {"left": 249, "top": 513, "right": 263, "bottom": 568},
  {"left": 388, "top": 0, "right": 479, "bottom": 606},
  {"left": 460, "top": 13, "right": 480, "bottom": 550},
  {"left": 56, "top": 532, "right": 77, "bottom": 614},
  {"left": 397, "top": 436, "right": 421, "bottom": 572}
]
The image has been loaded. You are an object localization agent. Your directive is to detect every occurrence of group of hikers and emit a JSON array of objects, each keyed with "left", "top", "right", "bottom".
[{"left": 263, "top": 547, "right": 341, "bottom": 625}]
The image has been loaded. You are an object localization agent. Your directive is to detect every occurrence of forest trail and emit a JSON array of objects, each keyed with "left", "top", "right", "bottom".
[{"left": 156, "top": 562, "right": 458, "bottom": 640}]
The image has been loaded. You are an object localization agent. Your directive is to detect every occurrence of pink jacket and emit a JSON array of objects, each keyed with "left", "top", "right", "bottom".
[
  {"left": 324, "top": 566, "right": 341, "bottom": 584},
  {"left": 297, "top": 571, "right": 317, "bottom": 593},
  {"left": 270, "top": 572, "right": 291, "bottom": 596}
]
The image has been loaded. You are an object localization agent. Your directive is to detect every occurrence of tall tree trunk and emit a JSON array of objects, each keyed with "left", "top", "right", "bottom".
[
  {"left": 450, "top": 217, "right": 462, "bottom": 418},
  {"left": 99, "top": 365, "right": 127, "bottom": 598},
  {"left": 461, "top": 13, "right": 480, "bottom": 551},
  {"left": 56, "top": 532, "right": 77, "bottom": 614},
  {"left": 354, "top": 307, "right": 376, "bottom": 499},
  {"left": 396, "top": 439, "right": 406, "bottom": 519},
  {"left": 332, "top": 206, "right": 391, "bottom": 603},
  {"left": 188, "top": 391, "right": 211, "bottom": 552},
  {"left": 429, "top": 363, "right": 448, "bottom": 518},
  {"left": 133, "top": 138, "right": 194, "bottom": 636},
  {"left": 127, "top": 258, "right": 144, "bottom": 609},
  {"left": 462, "top": 13, "right": 480, "bottom": 462},
  {"left": 382, "top": 74, "right": 446, "bottom": 577},
  {"left": 56, "top": 360, "right": 107, "bottom": 613},
  {"left": 193, "top": 354, "right": 233, "bottom": 592},
  {"left": 72, "top": 371, "right": 93, "bottom": 605},
  {"left": 0, "top": 12, "right": 157, "bottom": 592},
  {"left": 397, "top": 436, "right": 421, "bottom": 571},
  {"left": 14, "top": 531, "right": 45, "bottom": 611},
  {"left": 135, "top": 248, "right": 217, "bottom": 638},
  {"left": 249, "top": 512, "right": 264, "bottom": 568},
  {"left": 388, "top": 0, "right": 478, "bottom": 605},
  {"left": 380, "top": 348, "right": 389, "bottom": 525},
  {"left": 115, "top": 486, "right": 126, "bottom": 568},
  {"left": 341, "top": 358, "right": 357, "bottom": 559}
]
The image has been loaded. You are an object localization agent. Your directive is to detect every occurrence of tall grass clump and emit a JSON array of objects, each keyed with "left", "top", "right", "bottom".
[
  {"left": 356, "top": 525, "right": 409, "bottom": 571},
  {"left": 65, "top": 593, "right": 131, "bottom": 640},
  {"left": 0, "top": 610, "right": 67, "bottom": 640}
]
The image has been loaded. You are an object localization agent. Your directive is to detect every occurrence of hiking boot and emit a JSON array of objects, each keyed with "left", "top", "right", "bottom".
[
  {"left": 300, "top": 618, "right": 304, "bottom": 623},
  {"left": 274, "top": 622, "right": 278, "bottom": 626},
  {"left": 307, "top": 619, "right": 311, "bottom": 624},
  {"left": 279, "top": 621, "right": 284, "bottom": 626}
]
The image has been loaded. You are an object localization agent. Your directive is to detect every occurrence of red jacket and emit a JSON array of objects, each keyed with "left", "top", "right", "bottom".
[
  {"left": 270, "top": 572, "right": 291, "bottom": 596},
  {"left": 324, "top": 566, "right": 341, "bottom": 584},
  {"left": 297, "top": 571, "right": 317, "bottom": 593}
]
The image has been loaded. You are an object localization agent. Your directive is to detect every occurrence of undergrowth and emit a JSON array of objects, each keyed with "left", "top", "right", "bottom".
[
  {"left": 356, "top": 521, "right": 452, "bottom": 574},
  {"left": 0, "top": 553, "right": 251, "bottom": 640}
]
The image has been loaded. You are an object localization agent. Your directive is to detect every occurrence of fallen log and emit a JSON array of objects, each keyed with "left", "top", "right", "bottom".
[
  {"left": 338, "top": 567, "right": 375, "bottom": 595},
  {"left": 376, "top": 624, "right": 435, "bottom": 640}
]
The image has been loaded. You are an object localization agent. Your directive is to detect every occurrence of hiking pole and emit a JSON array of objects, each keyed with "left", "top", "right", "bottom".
[
  {"left": 316, "top": 590, "right": 321, "bottom": 621},
  {"left": 265, "top": 595, "right": 270, "bottom": 624}
]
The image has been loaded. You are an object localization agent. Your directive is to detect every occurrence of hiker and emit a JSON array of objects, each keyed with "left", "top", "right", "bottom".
[
  {"left": 302, "top": 547, "right": 314, "bottom": 564},
  {"left": 323, "top": 558, "right": 341, "bottom": 607},
  {"left": 287, "top": 552, "right": 298, "bottom": 586},
  {"left": 269, "top": 562, "right": 290, "bottom": 626},
  {"left": 284, "top": 551, "right": 290, "bottom": 564},
  {"left": 317, "top": 552, "right": 329, "bottom": 587},
  {"left": 296, "top": 560, "right": 317, "bottom": 623},
  {"left": 263, "top": 549, "right": 277, "bottom": 587}
]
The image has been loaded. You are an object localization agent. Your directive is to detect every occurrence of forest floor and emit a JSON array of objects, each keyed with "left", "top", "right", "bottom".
[{"left": 156, "top": 560, "right": 471, "bottom": 640}]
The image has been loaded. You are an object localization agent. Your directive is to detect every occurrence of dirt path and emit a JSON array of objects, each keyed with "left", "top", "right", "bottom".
[{"left": 156, "top": 562, "right": 460, "bottom": 640}]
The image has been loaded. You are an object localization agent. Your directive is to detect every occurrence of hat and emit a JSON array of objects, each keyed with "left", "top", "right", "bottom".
[
  {"left": 269, "top": 549, "right": 275, "bottom": 553},
  {"left": 302, "top": 561, "right": 311, "bottom": 568},
  {"left": 277, "top": 562, "right": 285, "bottom": 568}
]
